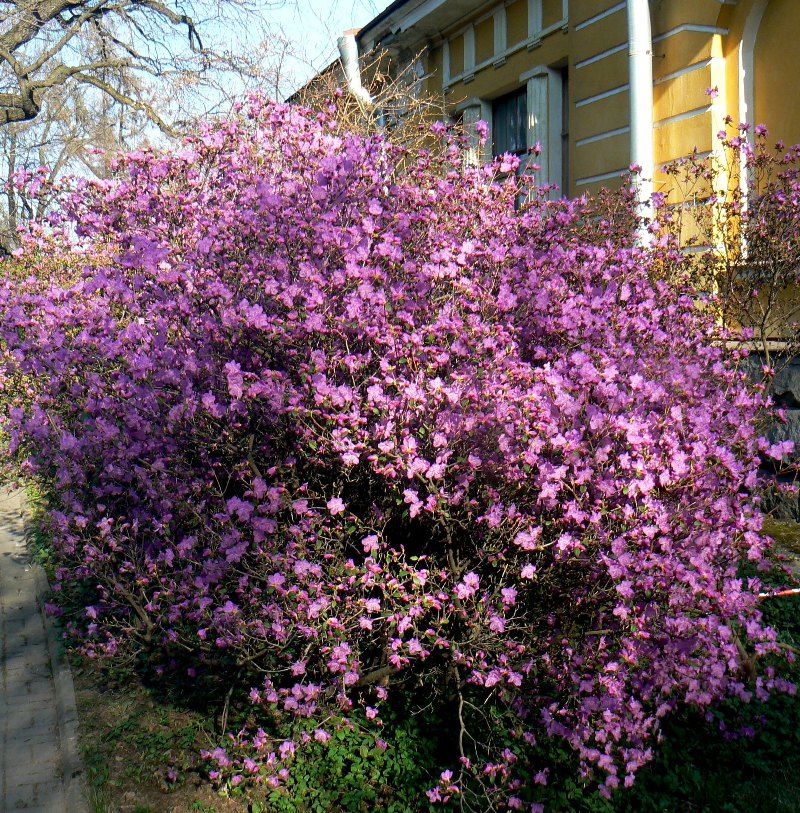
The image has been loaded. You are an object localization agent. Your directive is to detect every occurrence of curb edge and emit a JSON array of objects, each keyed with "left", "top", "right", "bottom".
[{"left": 21, "top": 497, "right": 89, "bottom": 813}]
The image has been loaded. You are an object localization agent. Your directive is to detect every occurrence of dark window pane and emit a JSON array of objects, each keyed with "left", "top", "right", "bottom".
[
  {"left": 493, "top": 87, "right": 527, "bottom": 156},
  {"left": 561, "top": 67, "right": 570, "bottom": 194}
]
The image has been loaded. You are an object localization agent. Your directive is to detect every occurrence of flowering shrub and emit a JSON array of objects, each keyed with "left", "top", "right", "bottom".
[
  {"left": 0, "top": 97, "right": 790, "bottom": 810},
  {"left": 657, "top": 120, "right": 800, "bottom": 361},
  {"left": 654, "top": 121, "right": 800, "bottom": 515}
]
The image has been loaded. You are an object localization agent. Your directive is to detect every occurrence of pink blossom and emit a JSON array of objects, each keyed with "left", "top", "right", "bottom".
[{"left": 326, "top": 497, "right": 345, "bottom": 516}]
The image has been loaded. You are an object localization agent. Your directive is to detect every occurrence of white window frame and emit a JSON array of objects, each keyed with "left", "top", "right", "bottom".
[
  {"left": 521, "top": 65, "right": 566, "bottom": 194},
  {"left": 493, "top": 6, "right": 507, "bottom": 66},
  {"left": 528, "top": 0, "right": 542, "bottom": 38},
  {"left": 454, "top": 96, "right": 493, "bottom": 166}
]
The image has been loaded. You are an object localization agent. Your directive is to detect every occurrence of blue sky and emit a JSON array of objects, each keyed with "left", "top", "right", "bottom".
[{"left": 269, "top": 0, "right": 389, "bottom": 90}]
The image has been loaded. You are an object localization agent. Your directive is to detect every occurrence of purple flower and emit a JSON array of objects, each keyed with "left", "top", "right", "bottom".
[{"left": 326, "top": 497, "right": 345, "bottom": 515}]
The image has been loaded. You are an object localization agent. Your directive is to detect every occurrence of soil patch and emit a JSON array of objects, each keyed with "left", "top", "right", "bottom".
[{"left": 73, "top": 659, "right": 247, "bottom": 813}]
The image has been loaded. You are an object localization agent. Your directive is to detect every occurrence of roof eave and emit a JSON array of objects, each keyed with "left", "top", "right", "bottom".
[{"left": 357, "top": 0, "right": 415, "bottom": 43}]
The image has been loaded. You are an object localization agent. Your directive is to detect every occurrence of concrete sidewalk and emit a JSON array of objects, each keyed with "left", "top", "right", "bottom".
[{"left": 0, "top": 489, "right": 86, "bottom": 812}]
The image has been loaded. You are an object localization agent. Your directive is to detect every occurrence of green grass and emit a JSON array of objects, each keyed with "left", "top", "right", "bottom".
[
  {"left": 72, "top": 658, "right": 237, "bottom": 813},
  {"left": 763, "top": 516, "right": 800, "bottom": 556}
]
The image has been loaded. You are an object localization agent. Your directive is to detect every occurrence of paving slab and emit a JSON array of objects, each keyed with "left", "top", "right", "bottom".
[{"left": 0, "top": 489, "right": 87, "bottom": 812}]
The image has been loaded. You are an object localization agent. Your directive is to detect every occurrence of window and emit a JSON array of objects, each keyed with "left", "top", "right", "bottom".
[
  {"left": 560, "top": 66, "right": 570, "bottom": 194},
  {"left": 492, "top": 87, "right": 527, "bottom": 157}
]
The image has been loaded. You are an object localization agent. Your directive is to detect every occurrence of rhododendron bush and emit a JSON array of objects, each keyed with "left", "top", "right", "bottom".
[{"left": 0, "top": 97, "right": 789, "bottom": 810}]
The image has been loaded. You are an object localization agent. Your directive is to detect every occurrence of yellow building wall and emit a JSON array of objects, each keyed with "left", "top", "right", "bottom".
[
  {"left": 653, "top": 31, "right": 714, "bottom": 79},
  {"left": 449, "top": 33, "right": 465, "bottom": 77},
  {"left": 475, "top": 16, "right": 494, "bottom": 65},
  {"left": 574, "top": 51, "right": 627, "bottom": 99},
  {"left": 446, "top": 35, "right": 565, "bottom": 101},
  {"left": 713, "top": 0, "right": 800, "bottom": 149},
  {"left": 754, "top": 0, "right": 800, "bottom": 147},
  {"left": 571, "top": 0, "right": 617, "bottom": 22},
  {"left": 425, "top": 47, "right": 444, "bottom": 99},
  {"left": 572, "top": 11, "right": 624, "bottom": 65},
  {"left": 384, "top": 0, "right": 800, "bottom": 198},
  {"left": 506, "top": 1, "right": 528, "bottom": 47},
  {"left": 709, "top": 0, "right": 800, "bottom": 200},
  {"left": 542, "top": 0, "right": 564, "bottom": 29},
  {"left": 652, "top": 0, "right": 720, "bottom": 32}
]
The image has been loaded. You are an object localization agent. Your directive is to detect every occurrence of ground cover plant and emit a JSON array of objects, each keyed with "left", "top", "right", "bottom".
[
  {"left": 0, "top": 96, "right": 795, "bottom": 811},
  {"left": 53, "top": 582, "right": 800, "bottom": 813}
]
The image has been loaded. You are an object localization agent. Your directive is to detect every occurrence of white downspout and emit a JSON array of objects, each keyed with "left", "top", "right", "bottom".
[
  {"left": 338, "top": 30, "right": 373, "bottom": 105},
  {"left": 627, "top": 0, "right": 654, "bottom": 243}
]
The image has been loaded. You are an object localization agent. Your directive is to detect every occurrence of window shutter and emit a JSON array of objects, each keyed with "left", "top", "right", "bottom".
[
  {"left": 526, "top": 72, "right": 549, "bottom": 184},
  {"left": 460, "top": 101, "right": 492, "bottom": 167},
  {"left": 524, "top": 68, "right": 566, "bottom": 195},
  {"left": 462, "top": 105, "right": 482, "bottom": 167}
]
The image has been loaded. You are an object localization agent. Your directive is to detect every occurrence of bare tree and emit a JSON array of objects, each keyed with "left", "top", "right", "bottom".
[
  {"left": 0, "top": 0, "right": 291, "bottom": 131},
  {"left": 292, "top": 45, "right": 451, "bottom": 158},
  {"left": 0, "top": 76, "right": 144, "bottom": 249},
  {"left": 0, "top": 1, "right": 300, "bottom": 251}
]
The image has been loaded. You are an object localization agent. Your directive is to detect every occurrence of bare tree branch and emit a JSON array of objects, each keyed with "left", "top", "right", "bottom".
[
  {"left": 76, "top": 71, "right": 175, "bottom": 133},
  {"left": 0, "top": 0, "right": 292, "bottom": 129}
]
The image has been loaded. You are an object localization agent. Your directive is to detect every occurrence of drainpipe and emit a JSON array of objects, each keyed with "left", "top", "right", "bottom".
[
  {"left": 338, "top": 30, "right": 373, "bottom": 105},
  {"left": 627, "top": 0, "right": 654, "bottom": 243}
]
